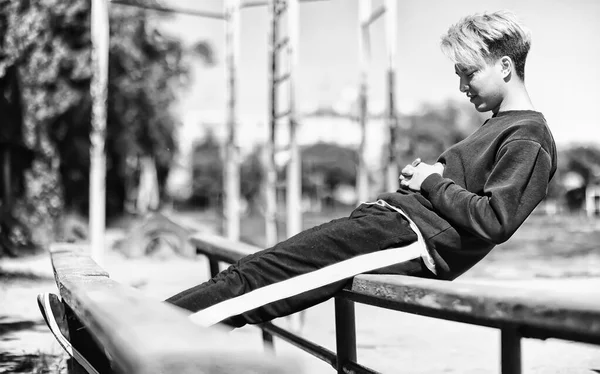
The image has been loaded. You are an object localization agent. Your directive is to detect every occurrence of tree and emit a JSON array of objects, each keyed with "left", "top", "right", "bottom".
[
  {"left": 301, "top": 143, "right": 358, "bottom": 208},
  {"left": 0, "top": 0, "right": 205, "bottom": 254},
  {"left": 189, "top": 129, "right": 223, "bottom": 208},
  {"left": 553, "top": 144, "right": 600, "bottom": 211},
  {"left": 240, "top": 146, "right": 264, "bottom": 215},
  {"left": 391, "top": 100, "right": 485, "bottom": 168}
]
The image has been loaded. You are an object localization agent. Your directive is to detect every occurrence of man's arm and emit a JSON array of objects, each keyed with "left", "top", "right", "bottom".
[{"left": 418, "top": 140, "right": 553, "bottom": 244}]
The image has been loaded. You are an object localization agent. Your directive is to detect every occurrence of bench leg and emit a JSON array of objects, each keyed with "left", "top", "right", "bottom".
[
  {"left": 63, "top": 302, "right": 112, "bottom": 374},
  {"left": 262, "top": 329, "right": 275, "bottom": 352},
  {"left": 501, "top": 326, "right": 522, "bottom": 374},
  {"left": 335, "top": 297, "right": 357, "bottom": 373}
]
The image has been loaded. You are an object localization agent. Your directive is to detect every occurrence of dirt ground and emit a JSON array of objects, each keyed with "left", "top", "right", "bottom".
[{"left": 2, "top": 214, "right": 600, "bottom": 373}]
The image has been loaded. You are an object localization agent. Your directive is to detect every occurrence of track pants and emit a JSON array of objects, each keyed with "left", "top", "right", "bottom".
[{"left": 165, "top": 203, "right": 433, "bottom": 328}]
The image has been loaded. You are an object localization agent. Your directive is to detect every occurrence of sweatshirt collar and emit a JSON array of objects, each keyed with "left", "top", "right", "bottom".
[{"left": 492, "top": 110, "right": 542, "bottom": 118}]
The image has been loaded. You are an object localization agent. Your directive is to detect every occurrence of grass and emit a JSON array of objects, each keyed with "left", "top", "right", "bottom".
[{"left": 0, "top": 351, "right": 67, "bottom": 374}]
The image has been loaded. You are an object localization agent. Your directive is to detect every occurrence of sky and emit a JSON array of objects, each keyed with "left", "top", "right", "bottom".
[{"left": 149, "top": 0, "right": 600, "bottom": 152}]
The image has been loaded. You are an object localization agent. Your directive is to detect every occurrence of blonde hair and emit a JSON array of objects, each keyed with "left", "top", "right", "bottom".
[{"left": 440, "top": 10, "right": 531, "bottom": 80}]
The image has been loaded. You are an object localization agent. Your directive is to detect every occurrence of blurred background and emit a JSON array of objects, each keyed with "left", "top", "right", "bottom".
[
  {"left": 1, "top": 0, "right": 600, "bottom": 372},
  {"left": 1, "top": 0, "right": 599, "bottom": 254}
]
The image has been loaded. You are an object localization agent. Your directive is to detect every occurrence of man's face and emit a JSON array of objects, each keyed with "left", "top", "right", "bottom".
[{"left": 455, "top": 60, "right": 505, "bottom": 113}]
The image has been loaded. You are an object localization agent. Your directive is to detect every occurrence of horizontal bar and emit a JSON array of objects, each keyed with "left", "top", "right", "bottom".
[
  {"left": 343, "top": 360, "right": 381, "bottom": 374},
  {"left": 260, "top": 322, "right": 379, "bottom": 374},
  {"left": 110, "top": 0, "right": 226, "bottom": 19},
  {"left": 274, "top": 72, "right": 291, "bottom": 85},
  {"left": 339, "top": 289, "right": 600, "bottom": 346},
  {"left": 362, "top": 5, "right": 386, "bottom": 28},
  {"left": 275, "top": 109, "right": 292, "bottom": 119},
  {"left": 274, "top": 145, "right": 291, "bottom": 153},
  {"left": 241, "top": 0, "right": 268, "bottom": 8},
  {"left": 275, "top": 36, "right": 290, "bottom": 51},
  {"left": 243, "top": 0, "right": 330, "bottom": 9},
  {"left": 276, "top": 2, "right": 288, "bottom": 16},
  {"left": 261, "top": 322, "right": 337, "bottom": 368}
]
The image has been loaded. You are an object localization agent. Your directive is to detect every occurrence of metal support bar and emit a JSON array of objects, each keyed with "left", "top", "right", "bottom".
[
  {"left": 89, "top": 0, "right": 110, "bottom": 266},
  {"left": 261, "top": 322, "right": 337, "bottom": 368},
  {"left": 262, "top": 328, "right": 275, "bottom": 353},
  {"left": 275, "top": 109, "right": 292, "bottom": 119},
  {"left": 243, "top": 0, "right": 329, "bottom": 8},
  {"left": 384, "top": 0, "right": 398, "bottom": 192},
  {"left": 224, "top": 0, "right": 241, "bottom": 241},
  {"left": 63, "top": 301, "right": 111, "bottom": 373},
  {"left": 242, "top": 0, "right": 269, "bottom": 8},
  {"left": 362, "top": 5, "right": 386, "bottom": 28},
  {"left": 356, "top": 0, "right": 371, "bottom": 204},
  {"left": 285, "top": 0, "right": 302, "bottom": 240},
  {"left": 274, "top": 144, "right": 291, "bottom": 153},
  {"left": 265, "top": 0, "right": 279, "bottom": 250},
  {"left": 275, "top": 36, "right": 290, "bottom": 51},
  {"left": 276, "top": 1, "right": 288, "bottom": 16},
  {"left": 335, "top": 298, "right": 357, "bottom": 374},
  {"left": 208, "top": 258, "right": 220, "bottom": 277},
  {"left": 110, "top": 0, "right": 226, "bottom": 19},
  {"left": 274, "top": 72, "right": 291, "bottom": 85},
  {"left": 501, "top": 327, "right": 522, "bottom": 374}
]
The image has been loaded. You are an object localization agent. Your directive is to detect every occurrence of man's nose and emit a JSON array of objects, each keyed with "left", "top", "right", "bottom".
[{"left": 459, "top": 78, "right": 469, "bottom": 93}]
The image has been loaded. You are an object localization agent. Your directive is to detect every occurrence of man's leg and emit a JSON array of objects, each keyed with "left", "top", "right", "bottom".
[{"left": 166, "top": 203, "right": 430, "bottom": 327}]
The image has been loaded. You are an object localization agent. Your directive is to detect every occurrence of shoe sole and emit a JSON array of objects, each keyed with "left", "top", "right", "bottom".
[{"left": 37, "top": 293, "right": 100, "bottom": 374}]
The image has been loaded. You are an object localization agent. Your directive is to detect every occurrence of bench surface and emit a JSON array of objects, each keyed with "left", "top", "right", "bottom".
[
  {"left": 346, "top": 274, "right": 600, "bottom": 343},
  {"left": 50, "top": 243, "right": 298, "bottom": 374}
]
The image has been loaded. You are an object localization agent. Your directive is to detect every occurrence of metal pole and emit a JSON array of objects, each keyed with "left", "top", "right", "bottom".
[
  {"left": 265, "top": 0, "right": 279, "bottom": 248},
  {"left": 356, "top": 0, "right": 371, "bottom": 203},
  {"left": 334, "top": 298, "right": 357, "bottom": 373},
  {"left": 286, "top": 0, "right": 301, "bottom": 239},
  {"left": 224, "top": 0, "right": 241, "bottom": 241},
  {"left": 385, "top": 0, "right": 398, "bottom": 192},
  {"left": 109, "top": 0, "right": 226, "bottom": 19},
  {"left": 501, "top": 327, "right": 522, "bottom": 374},
  {"left": 89, "top": 0, "right": 109, "bottom": 265}
]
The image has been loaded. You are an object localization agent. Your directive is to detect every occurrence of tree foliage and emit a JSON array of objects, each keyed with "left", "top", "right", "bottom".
[
  {"left": 301, "top": 142, "right": 358, "bottom": 206},
  {"left": 189, "top": 130, "right": 223, "bottom": 208},
  {"left": 391, "top": 100, "right": 485, "bottom": 168},
  {"left": 0, "top": 0, "right": 197, "bottom": 254},
  {"left": 552, "top": 144, "right": 600, "bottom": 210}
]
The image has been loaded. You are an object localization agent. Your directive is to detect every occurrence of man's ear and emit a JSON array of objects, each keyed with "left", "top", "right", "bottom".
[{"left": 499, "top": 56, "right": 513, "bottom": 79}]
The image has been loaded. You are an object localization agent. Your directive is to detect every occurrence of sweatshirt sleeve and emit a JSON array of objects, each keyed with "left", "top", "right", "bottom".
[{"left": 420, "top": 139, "right": 553, "bottom": 244}]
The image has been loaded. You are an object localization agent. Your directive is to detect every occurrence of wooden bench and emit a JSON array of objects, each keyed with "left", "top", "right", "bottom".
[
  {"left": 47, "top": 243, "right": 300, "bottom": 374},
  {"left": 190, "top": 232, "right": 600, "bottom": 374}
]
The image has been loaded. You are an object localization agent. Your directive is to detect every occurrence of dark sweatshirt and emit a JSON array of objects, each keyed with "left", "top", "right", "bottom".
[{"left": 378, "top": 110, "right": 557, "bottom": 280}]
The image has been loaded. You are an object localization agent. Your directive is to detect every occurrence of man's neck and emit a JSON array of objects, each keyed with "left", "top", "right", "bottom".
[{"left": 498, "top": 82, "right": 535, "bottom": 113}]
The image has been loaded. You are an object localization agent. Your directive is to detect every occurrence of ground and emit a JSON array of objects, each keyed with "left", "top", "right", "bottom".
[{"left": 1, "top": 212, "right": 600, "bottom": 373}]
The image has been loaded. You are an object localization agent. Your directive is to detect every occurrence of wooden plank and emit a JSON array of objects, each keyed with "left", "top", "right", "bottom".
[
  {"left": 189, "top": 233, "right": 262, "bottom": 264},
  {"left": 346, "top": 274, "right": 600, "bottom": 341},
  {"left": 50, "top": 244, "right": 298, "bottom": 374}
]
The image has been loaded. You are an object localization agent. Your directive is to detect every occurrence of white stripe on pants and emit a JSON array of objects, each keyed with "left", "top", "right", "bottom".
[{"left": 189, "top": 241, "right": 423, "bottom": 327}]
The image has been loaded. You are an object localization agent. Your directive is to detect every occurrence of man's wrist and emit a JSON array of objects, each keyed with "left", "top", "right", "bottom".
[{"left": 421, "top": 173, "right": 443, "bottom": 192}]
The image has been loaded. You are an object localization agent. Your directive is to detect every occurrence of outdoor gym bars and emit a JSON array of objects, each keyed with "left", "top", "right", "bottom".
[
  {"left": 90, "top": 0, "right": 109, "bottom": 265},
  {"left": 89, "top": 0, "right": 325, "bottom": 261},
  {"left": 357, "top": 0, "right": 399, "bottom": 202}
]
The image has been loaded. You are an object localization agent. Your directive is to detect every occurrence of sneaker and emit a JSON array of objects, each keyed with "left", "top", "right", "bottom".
[{"left": 37, "top": 293, "right": 99, "bottom": 374}]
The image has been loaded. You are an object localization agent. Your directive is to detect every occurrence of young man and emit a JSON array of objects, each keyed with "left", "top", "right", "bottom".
[
  {"left": 40, "top": 13, "right": 557, "bottom": 356},
  {"left": 165, "top": 10, "right": 557, "bottom": 328}
]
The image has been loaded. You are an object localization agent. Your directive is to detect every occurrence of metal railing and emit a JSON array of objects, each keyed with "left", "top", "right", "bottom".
[{"left": 191, "top": 233, "right": 600, "bottom": 374}]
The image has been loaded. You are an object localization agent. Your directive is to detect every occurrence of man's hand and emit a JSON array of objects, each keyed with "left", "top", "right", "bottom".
[{"left": 399, "top": 158, "right": 444, "bottom": 191}]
